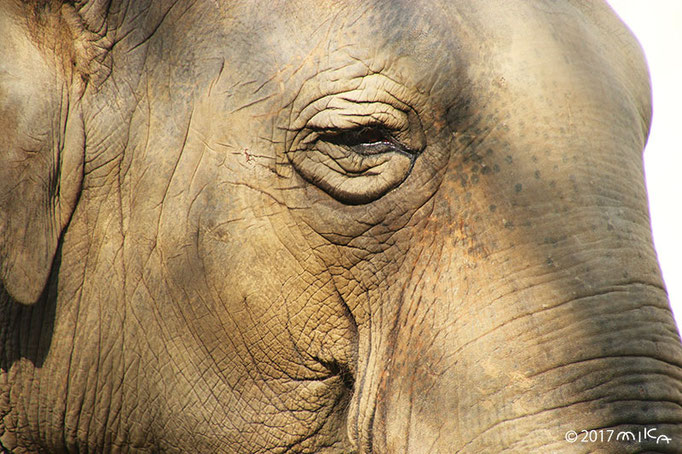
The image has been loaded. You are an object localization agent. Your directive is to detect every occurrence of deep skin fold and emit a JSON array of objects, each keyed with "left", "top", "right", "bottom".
[{"left": 1, "top": 0, "right": 681, "bottom": 452}]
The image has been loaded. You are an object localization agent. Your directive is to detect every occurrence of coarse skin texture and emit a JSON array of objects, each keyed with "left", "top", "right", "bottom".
[{"left": 1, "top": 0, "right": 681, "bottom": 452}]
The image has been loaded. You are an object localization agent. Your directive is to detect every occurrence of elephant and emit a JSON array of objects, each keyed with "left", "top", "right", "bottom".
[{"left": 1, "top": 0, "right": 681, "bottom": 452}]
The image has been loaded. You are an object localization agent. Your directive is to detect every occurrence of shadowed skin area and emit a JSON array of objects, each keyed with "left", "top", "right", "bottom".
[{"left": 1, "top": 0, "right": 682, "bottom": 452}]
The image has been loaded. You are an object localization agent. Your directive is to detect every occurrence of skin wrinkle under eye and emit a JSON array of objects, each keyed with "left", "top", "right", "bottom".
[
  {"left": 286, "top": 141, "right": 415, "bottom": 205},
  {"left": 314, "top": 154, "right": 387, "bottom": 178}
]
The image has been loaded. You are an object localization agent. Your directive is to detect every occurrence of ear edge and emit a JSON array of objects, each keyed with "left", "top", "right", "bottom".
[{"left": 0, "top": 1, "right": 85, "bottom": 305}]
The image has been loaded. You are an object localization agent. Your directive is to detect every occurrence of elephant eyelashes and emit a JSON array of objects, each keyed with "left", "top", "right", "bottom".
[{"left": 318, "top": 127, "right": 409, "bottom": 156}]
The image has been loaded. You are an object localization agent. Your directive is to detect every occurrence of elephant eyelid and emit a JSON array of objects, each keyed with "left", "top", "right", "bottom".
[{"left": 315, "top": 126, "right": 411, "bottom": 155}]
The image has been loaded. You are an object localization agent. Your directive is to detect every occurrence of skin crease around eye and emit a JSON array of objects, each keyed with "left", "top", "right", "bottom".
[
  {"left": 287, "top": 123, "right": 418, "bottom": 205},
  {"left": 287, "top": 122, "right": 423, "bottom": 203},
  {"left": 283, "top": 69, "right": 428, "bottom": 205},
  {"left": 293, "top": 149, "right": 414, "bottom": 204}
]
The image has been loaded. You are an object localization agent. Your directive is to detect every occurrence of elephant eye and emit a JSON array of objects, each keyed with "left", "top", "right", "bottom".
[
  {"left": 318, "top": 126, "right": 407, "bottom": 156},
  {"left": 328, "top": 127, "right": 390, "bottom": 146}
]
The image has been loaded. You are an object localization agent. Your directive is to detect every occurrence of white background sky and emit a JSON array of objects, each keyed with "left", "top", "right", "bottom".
[{"left": 605, "top": 1, "right": 682, "bottom": 328}]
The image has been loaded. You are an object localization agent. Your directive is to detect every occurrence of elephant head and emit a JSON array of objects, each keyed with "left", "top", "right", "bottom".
[{"left": 2, "top": 0, "right": 681, "bottom": 452}]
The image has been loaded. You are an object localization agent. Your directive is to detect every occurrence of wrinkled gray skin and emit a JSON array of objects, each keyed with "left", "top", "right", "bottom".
[{"left": 1, "top": 0, "right": 682, "bottom": 452}]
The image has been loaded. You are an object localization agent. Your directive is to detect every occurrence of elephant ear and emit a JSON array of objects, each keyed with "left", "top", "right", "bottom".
[{"left": 0, "top": 3, "right": 85, "bottom": 304}]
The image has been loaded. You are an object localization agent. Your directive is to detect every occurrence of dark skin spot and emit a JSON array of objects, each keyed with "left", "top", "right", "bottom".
[
  {"left": 544, "top": 236, "right": 557, "bottom": 245},
  {"left": 459, "top": 174, "right": 468, "bottom": 188}
]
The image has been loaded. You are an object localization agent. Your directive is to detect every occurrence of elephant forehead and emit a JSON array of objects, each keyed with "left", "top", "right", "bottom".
[
  {"left": 191, "top": 0, "right": 466, "bottom": 104},
  {"left": 179, "top": 0, "right": 638, "bottom": 123}
]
